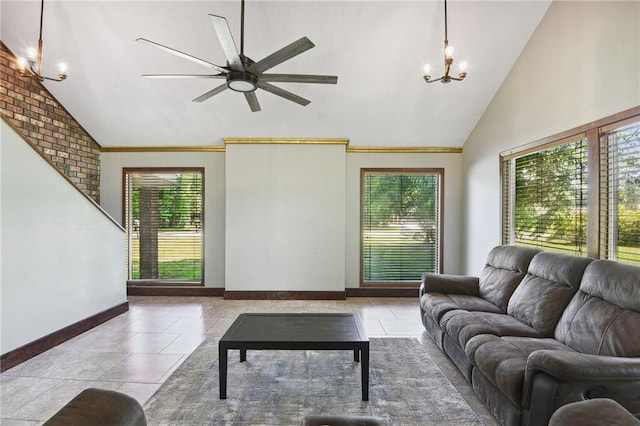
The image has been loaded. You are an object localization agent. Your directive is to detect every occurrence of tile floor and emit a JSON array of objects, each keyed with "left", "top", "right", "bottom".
[{"left": 0, "top": 296, "right": 498, "bottom": 425}]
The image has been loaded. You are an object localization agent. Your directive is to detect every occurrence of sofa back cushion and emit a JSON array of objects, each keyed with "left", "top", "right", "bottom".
[
  {"left": 555, "top": 260, "right": 640, "bottom": 356},
  {"left": 507, "top": 252, "right": 593, "bottom": 335},
  {"left": 478, "top": 245, "right": 541, "bottom": 311}
]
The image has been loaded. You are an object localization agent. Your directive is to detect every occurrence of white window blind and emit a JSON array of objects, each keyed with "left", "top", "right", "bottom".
[
  {"left": 361, "top": 169, "right": 442, "bottom": 285},
  {"left": 124, "top": 169, "right": 204, "bottom": 283},
  {"left": 600, "top": 118, "right": 640, "bottom": 265},
  {"left": 502, "top": 136, "right": 588, "bottom": 255}
]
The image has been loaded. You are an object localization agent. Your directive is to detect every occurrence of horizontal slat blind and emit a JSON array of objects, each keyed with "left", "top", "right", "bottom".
[
  {"left": 362, "top": 170, "right": 441, "bottom": 284},
  {"left": 504, "top": 137, "right": 587, "bottom": 254},
  {"left": 600, "top": 119, "right": 640, "bottom": 265},
  {"left": 125, "top": 170, "right": 203, "bottom": 282}
]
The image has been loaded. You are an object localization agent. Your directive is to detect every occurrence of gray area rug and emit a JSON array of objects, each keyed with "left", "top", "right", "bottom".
[{"left": 144, "top": 337, "right": 483, "bottom": 425}]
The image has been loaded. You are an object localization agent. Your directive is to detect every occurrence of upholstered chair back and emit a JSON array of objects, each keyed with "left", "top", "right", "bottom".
[
  {"left": 507, "top": 252, "right": 593, "bottom": 336},
  {"left": 555, "top": 260, "right": 640, "bottom": 356},
  {"left": 478, "top": 245, "right": 541, "bottom": 311}
]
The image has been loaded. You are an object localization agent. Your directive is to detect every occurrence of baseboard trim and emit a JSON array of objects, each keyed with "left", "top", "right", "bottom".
[
  {"left": 346, "top": 288, "right": 419, "bottom": 297},
  {"left": 223, "top": 291, "right": 346, "bottom": 300},
  {"left": 127, "top": 286, "right": 224, "bottom": 297},
  {"left": 0, "top": 302, "right": 129, "bottom": 372}
]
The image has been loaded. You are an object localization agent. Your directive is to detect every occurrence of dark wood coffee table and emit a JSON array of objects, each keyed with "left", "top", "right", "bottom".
[{"left": 218, "top": 313, "right": 370, "bottom": 401}]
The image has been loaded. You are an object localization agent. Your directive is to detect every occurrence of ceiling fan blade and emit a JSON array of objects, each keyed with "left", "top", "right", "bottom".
[
  {"left": 257, "top": 82, "right": 310, "bottom": 106},
  {"left": 142, "top": 74, "right": 226, "bottom": 79},
  {"left": 209, "top": 15, "right": 244, "bottom": 72},
  {"left": 244, "top": 92, "right": 261, "bottom": 112},
  {"left": 192, "top": 83, "right": 228, "bottom": 102},
  {"left": 136, "top": 38, "right": 228, "bottom": 73},
  {"left": 249, "top": 37, "right": 315, "bottom": 74},
  {"left": 260, "top": 74, "right": 338, "bottom": 84}
]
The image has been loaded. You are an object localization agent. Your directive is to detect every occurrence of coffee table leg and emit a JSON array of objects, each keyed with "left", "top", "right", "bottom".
[
  {"left": 361, "top": 345, "right": 369, "bottom": 401},
  {"left": 354, "top": 349, "right": 360, "bottom": 362},
  {"left": 219, "top": 345, "right": 227, "bottom": 399},
  {"left": 240, "top": 348, "right": 247, "bottom": 362}
]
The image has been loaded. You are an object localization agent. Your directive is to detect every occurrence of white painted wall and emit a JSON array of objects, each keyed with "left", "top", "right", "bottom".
[
  {"left": 1, "top": 121, "right": 126, "bottom": 354},
  {"left": 225, "top": 143, "right": 346, "bottom": 292},
  {"left": 100, "top": 147, "right": 463, "bottom": 291},
  {"left": 100, "top": 151, "right": 226, "bottom": 288},
  {"left": 462, "top": 1, "right": 640, "bottom": 274}
]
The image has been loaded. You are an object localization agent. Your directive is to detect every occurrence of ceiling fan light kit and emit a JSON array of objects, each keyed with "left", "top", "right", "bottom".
[
  {"left": 137, "top": 0, "right": 338, "bottom": 112},
  {"left": 16, "top": 0, "right": 68, "bottom": 82},
  {"left": 423, "top": 0, "right": 468, "bottom": 84}
]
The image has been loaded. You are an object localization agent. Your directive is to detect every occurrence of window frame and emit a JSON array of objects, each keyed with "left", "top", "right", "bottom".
[
  {"left": 360, "top": 168, "right": 444, "bottom": 287},
  {"left": 122, "top": 167, "right": 205, "bottom": 286},
  {"left": 500, "top": 106, "right": 640, "bottom": 263}
]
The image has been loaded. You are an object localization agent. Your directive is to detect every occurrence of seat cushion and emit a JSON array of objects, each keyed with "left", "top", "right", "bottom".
[
  {"left": 465, "top": 335, "right": 575, "bottom": 408},
  {"left": 420, "top": 292, "right": 503, "bottom": 323},
  {"left": 441, "top": 310, "right": 542, "bottom": 348}
]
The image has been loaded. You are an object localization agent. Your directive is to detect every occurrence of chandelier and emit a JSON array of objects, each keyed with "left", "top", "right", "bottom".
[
  {"left": 16, "top": 0, "right": 68, "bottom": 82},
  {"left": 423, "top": 0, "right": 467, "bottom": 84}
]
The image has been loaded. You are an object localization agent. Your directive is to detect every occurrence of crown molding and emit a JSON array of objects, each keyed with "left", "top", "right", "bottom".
[
  {"left": 100, "top": 146, "right": 225, "bottom": 153},
  {"left": 346, "top": 146, "right": 462, "bottom": 153},
  {"left": 224, "top": 138, "right": 349, "bottom": 145}
]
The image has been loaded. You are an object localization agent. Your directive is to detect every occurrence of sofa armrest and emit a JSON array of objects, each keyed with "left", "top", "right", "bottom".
[
  {"left": 526, "top": 350, "right": 640, "bottom": 383},
  {"left": 420, "top": 273, "right": 479, "bottom": 296},
  {"left": 523, "top": 350, "right": 640, "bottom": 415}
]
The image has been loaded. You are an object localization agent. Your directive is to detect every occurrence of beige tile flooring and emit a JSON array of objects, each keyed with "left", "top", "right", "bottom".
[{"left": 0, "top": 296, "right": 498, "bottom": 425}]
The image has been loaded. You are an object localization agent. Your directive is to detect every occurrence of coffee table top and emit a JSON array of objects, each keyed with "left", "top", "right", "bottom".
[{"left": 220, "top": 313, "right": 368, "bottom": 345}]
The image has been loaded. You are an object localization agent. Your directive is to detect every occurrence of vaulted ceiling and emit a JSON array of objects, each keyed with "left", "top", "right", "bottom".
[{"left": 1, "top": 0, "right": 551, "bottom": 148}]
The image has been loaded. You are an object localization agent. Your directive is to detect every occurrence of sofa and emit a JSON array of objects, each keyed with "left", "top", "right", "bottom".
[{"left": 419, "top": 245, "right": 640, "bottom": 426}]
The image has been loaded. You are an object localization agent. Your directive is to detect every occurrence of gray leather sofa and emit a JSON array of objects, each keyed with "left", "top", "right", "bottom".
[{"left": 419, "top": 245, "right": 640, "bottom": 426}]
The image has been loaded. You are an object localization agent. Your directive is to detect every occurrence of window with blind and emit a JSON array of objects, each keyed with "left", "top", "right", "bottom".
[
  {"left": 361, "top": 169, "right": 442, "bottom": 286},
  {"left": 124, "top": 168, "right": 204, "bottom": 284},
  {"left": 502, "top": 136, "right": 588, "bottom": 255},
  {"left": 600, "top": 118, "right": 640, "bottom": 265}
]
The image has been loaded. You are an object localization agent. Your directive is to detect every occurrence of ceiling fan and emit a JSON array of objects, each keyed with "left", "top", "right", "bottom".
[{"left": 136, "top": 0, "right": 338, "bottom": 112}]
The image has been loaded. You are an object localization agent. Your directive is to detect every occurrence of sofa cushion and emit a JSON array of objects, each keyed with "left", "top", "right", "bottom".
[
  {"left": 420, "top": 293, "right": 503, "bottom": 323},
  {"left": 477, "top": 246, "right": 541, "bottom": 312},
  {"left": 441, "top": 310, "right": 542, "bottom": 348},
  {"left": 507, "top": 252, "right": 593, "bottom": 335},
  {"left": 465, "top": 335, "right": 575, "bottom": 407},
  {"left": 555, "top": 260, "right": 640, "bottom": 356}
]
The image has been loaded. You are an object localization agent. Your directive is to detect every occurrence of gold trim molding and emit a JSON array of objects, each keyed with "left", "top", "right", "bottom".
[
  {"left": 224, "top": 138, "right": 349, "bottom": 145},
  {"left": 347, "top": 146, "right": 462, "bottom": 153},
  {"left": 101, "top": 146, "right": 225, "bottom": 153},
  {"left": 99, "top": 142, "right": 462, "bottom": 153}
]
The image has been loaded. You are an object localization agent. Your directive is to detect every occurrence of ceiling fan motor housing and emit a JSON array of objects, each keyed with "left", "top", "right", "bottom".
[{"left": 227, "top": 70, "right": 258, "bottom": 92}]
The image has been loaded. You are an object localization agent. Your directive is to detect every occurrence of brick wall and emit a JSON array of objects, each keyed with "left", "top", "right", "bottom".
[{"left": 0, "top": 42, "right": 101, "bottom": 203}]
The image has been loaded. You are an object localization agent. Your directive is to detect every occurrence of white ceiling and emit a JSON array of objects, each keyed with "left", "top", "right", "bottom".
[{"left": 1, "top": 0, "right": 551, "bottom": 148}]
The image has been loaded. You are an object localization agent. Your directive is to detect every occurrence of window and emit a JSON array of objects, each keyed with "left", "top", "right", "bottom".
[
  {"left": 502, "top": 135, "right": 587, "bottom": 254},
  {"left": 501, "top": 107, "right": 640, "bottom": 265},
  {"left": 124, "top": 168, "right": 204, "bottom": 284},
  {"left": 361, "top": 169, "right": 443, "bottom": 286},
  {"left": 600, "top": 118, "right": 640, "bottom": 264}
]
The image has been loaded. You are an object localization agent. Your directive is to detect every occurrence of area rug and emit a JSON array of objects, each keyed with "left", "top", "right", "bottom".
[{"left": 144, "top": 337, "right": 483, "bottom": 425}]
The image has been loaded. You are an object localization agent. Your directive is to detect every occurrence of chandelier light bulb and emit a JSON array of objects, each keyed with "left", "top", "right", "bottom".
[
  {"left": 58, "top": 62, "right": 68, "bottom": 73},
  {"left": 445, "top": 45, "right": 454, "bottom": 59},
  {"left": 459, "top": 60, "right": 468, "bottom": 72},
  {"left": 423, "top": 64, "right": 432, "bottom": 75},
  {"left": 17, "top": 57, "right": 28, "bottom": 71},
  {"left": 27, "top": 47, "right": 37, "bottom": 61}
]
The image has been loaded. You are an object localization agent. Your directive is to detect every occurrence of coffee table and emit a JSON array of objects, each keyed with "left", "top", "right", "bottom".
[{"left": 218, "top": 313, "right": 370, "bottom": 401}]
